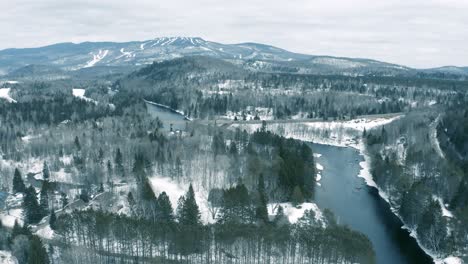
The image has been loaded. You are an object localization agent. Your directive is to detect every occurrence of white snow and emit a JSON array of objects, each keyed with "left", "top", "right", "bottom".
[
  {"left": 84, "top": 49, "right": 109, "bottom": 68},
  {"left": 268, "top": 202, "right": 324, "bottom": 225},
  {"left": 72, "top": 88, "right": 97, "bottom": 104},
  {"left": 435, "top": 196, "right": 454, "bottom": 218},
  {"left": 430, "top": 115, "right": 445, "bottom": 159},
  {"left": 437, "top": 256, "right": 463, "bottom": 264},
  {"left": 0, "top": 251, "right": 18, "bottom": 264},
  {"left": 312, "top": 57, "right": 365, "bottom": 68},
  {"left": 316, "top": 174, "right": 322, "bottom": 182},
  {"left": 316, "top": 163, "right": 323, "bottom": 171},
  {"left": 148, "top": 175, "right": 213, "bottom": 223},
  {"left": 313, "top": 153, "right": 322, "bottom": 158},
  {"left": 21, "top": 134, "right": 41, "bottom": 143},
  {"left": 0, "top": 208, "right": 24, "bottom": 228},
  {"left": 0, "top": 88, "right": 16, "bottom": 103},
  {"left": 36, "top": 225, "right": 55, "bottom": 239},
  {"left": 117, "top": 48, "right": 134, "bottom": 59},
  {"left": 59, "top": 155, "right": 73, "bottom": 165}
]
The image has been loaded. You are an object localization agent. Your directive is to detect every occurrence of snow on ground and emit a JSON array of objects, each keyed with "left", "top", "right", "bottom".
[
  {"left": 268, "top": 202, "right": 324, "bottom": 225},
  {"left": 117, "top": 48, "right": 135, "bottom": 59},
  {"left": 313, "top": 153, "right": 322, "bottom": 158},
  {"left": 84, "top": 49, "right": 109, "bottom": 68},
  {"left": 52, "top": 168, "right": 74, "bottom": 183},
  {"left": 72, "top": 88, "right": 97, "bottom": 104},
  {"left": 430, "top": 115, "right": 445, "bottom": 159},
  {"left": 221, "top": 107, "right": 274, "bottom": 121},
  {"left": 0, "top": 251, "right": 18, "bottom": 264},
  {"left": 316, "top": 163, "right": 323, "bottom": 171},
  {"left": 148, "top": 175, "right": 213, "bottom": 223},
  {"left": 36, "top": 225, "right": 55, "bottom": 239},
  {"left": 59, "top": 155, "right": 73, "bottom": 165},
  {"left": 0, "top": 208, "right": 24, "bottom": 228},
  {"left": 21, "top": 134, "right": 41, "bottom": 143},
  {"left": 434, "top": 196, "right": 454, "bottom": 218},
  {"left": 0, "top": 88, "right": 16, "bottom": 103},
  {"left": 437, "top": 256, "right": 463, "bottom": 264}
]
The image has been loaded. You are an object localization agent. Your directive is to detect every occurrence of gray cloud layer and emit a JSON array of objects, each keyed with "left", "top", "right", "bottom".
[{"left": 1, "top": 0, "right": 467, "bottom": 68}]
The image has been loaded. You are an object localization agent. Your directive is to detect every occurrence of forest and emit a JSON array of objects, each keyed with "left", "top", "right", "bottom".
[{"left": 1, "top": 55, "right": 467, "bottom": 263}]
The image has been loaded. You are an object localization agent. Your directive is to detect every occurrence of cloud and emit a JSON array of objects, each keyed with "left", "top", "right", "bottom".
[{"left": 0, "top": 0, "right": 467, "bottom": 68}]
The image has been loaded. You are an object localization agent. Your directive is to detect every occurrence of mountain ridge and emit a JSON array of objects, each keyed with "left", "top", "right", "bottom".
[{"left": 0, "top": 36, "right": 466, "bottom": 78}]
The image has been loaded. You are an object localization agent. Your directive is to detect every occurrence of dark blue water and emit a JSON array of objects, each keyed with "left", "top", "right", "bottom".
[
  {"left": 311, "top": 143, "right": 433, "bottom": 264},
  {"left": 146, "top": 101, "right": 188, "bottom": 131}
]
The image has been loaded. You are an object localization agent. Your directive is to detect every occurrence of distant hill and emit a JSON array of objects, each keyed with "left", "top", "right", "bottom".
[{"left": 0, "top": 37, "right": 466, "bottom": 79}]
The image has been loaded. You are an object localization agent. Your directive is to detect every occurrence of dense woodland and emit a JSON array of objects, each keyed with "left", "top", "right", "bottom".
[
  {"left": 1, "top": 56, "right": 468, "bottom": 263},
  {"left": 365, "top": 108, "right": 468, "bottom": 257}
]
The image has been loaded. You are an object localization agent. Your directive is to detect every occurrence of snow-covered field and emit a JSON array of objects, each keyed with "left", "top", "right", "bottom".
[
  {"left": 0, "top": 251, "right": 18, "bottom": 264},
  {"left": 0, "top": 88, "right": 16, "bottom": 103},
  {"left": 72, "top": 88, "right": 97, "bottom": 104}
]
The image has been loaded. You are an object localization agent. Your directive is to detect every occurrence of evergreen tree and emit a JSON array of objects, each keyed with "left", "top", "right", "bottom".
[
  {"left": 39, "top": 182, "right": 49, "bottom": 216},
  {"left": 49, "top": 211, "right": 57, "bottom": 230},
  {"left": 178, "top": 184, "right": 201, "bottom": 226},
  {"left": 291, "top": 186, "right": 304, "bottom": 206},
  {"left": 255, "top": 174, "right": 269, "bottom": 223},
  {"left": 60, "top": 192, "right": 68, "bottom": 209},
  {"left": 74, "top": 136, "right": 81, "bottom": 151},
  {"left": 24, "top": 186, "right": 43, "bottom": 224},
  {"left": 79, "top": 189, "right": 90, "bottom": 203},
  {"left": 115, "top": 148, "right": 124, "bottom": 176},
  {"left": 28, "top": 236, "right": 49, "bottom": 264},
  {"left": 156, "top": 192, "right": 175, "bottom": 223},
  {"left": 12, "top": 168, "right": 26, "bottom": 193},
  {"left": 98, "top": 147, "right": 104, "bottom": 164},
  {"left": 42, "top": 161, "right": 49, "bottom": 180}
]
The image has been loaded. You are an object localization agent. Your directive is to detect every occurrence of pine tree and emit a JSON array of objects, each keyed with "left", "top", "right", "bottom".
[
  {"left": 24, "top": 186, "right": 43, "bottom": 224},
  {"left": 12, "top": 168, "right": 26, "bottom": 193},
  {"left": 115, "top": 148, "right": 124, "bottom": 177},
  {"left": 178, "top": 184, "right": 201, "bottom": 226},
  {"left": 273, "top": 205, "right": 289, "bottom": 226},
  {"left": 255, "top": 174, "right": 269, "bottom": 223},
  {"left": 28, "top": 236, "right": 49, "bottom": 264},
  {"left": 156, "top": 192, "right": 175, "bottom": 223},
  {"left": 291, "top": 186, "right": 304, "bottom": 207},
  {"left": 42, "top": 161, "right": 49, "bottom": 180},
  {"left": 98, "top": 148, "right": 104, "bottom": 164},
  {"left": 74, "top": 136, "right": 81, "bottom": 151},
  {"left": 49, "top": 211, "right": 57, "bottom": 230},
  {"left": 39, "top": 182, "right": 49, "bottom": 216},
  {"left": 60, "top": 192, "right": 68, "bottom": 209}
]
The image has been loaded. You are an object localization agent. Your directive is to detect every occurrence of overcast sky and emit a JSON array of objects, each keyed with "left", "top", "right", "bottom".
[{"left": 1, "top": 0, "right": 467, "bottom": 68}]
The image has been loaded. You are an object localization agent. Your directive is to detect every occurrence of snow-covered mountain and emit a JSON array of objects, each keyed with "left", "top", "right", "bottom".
[{"left": 0, "top": 36, "right": 466, "bottom": 78}]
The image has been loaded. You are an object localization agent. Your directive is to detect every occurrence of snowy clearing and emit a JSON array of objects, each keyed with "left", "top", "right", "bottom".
[
  {"left": 0, "top": 208, "right": 24, "bottom": 228},
  {"left": 0, "top": 88, "right": 16, "bottom": 103},
  {"left": 0, "top": 251, "right": 18, "bottom": 264},
  {"left": 268, "top": 202, "right": 324, "bottom": 225},
  {"left": 148, "top": 175, "right": 213, "bottom": 223},
  {"left": 72, "top": 88, "right": 97, "bottom": 104},
  {"left": 435, "top": 196, "right": 454, "bottom": 218},
  {"left": 36, "top": 225, "right": 55, "bottom": 239}
]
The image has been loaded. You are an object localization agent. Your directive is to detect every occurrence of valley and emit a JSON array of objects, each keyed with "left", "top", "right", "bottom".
[{"left": 0, "top": 38, "right": 467, "bottom": 264}]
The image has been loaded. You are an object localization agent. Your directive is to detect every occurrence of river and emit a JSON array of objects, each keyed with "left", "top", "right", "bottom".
[
  {"left": 145, "top": 101, "right": 433, "bottom": 264},
  {"left": 311, "top": 143, "right": 432, "bottom": 264}
]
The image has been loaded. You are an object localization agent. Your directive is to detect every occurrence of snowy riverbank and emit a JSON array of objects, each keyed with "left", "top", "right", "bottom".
[{"left": 229, "top": 115, "right": 463, "bottom": 264}]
